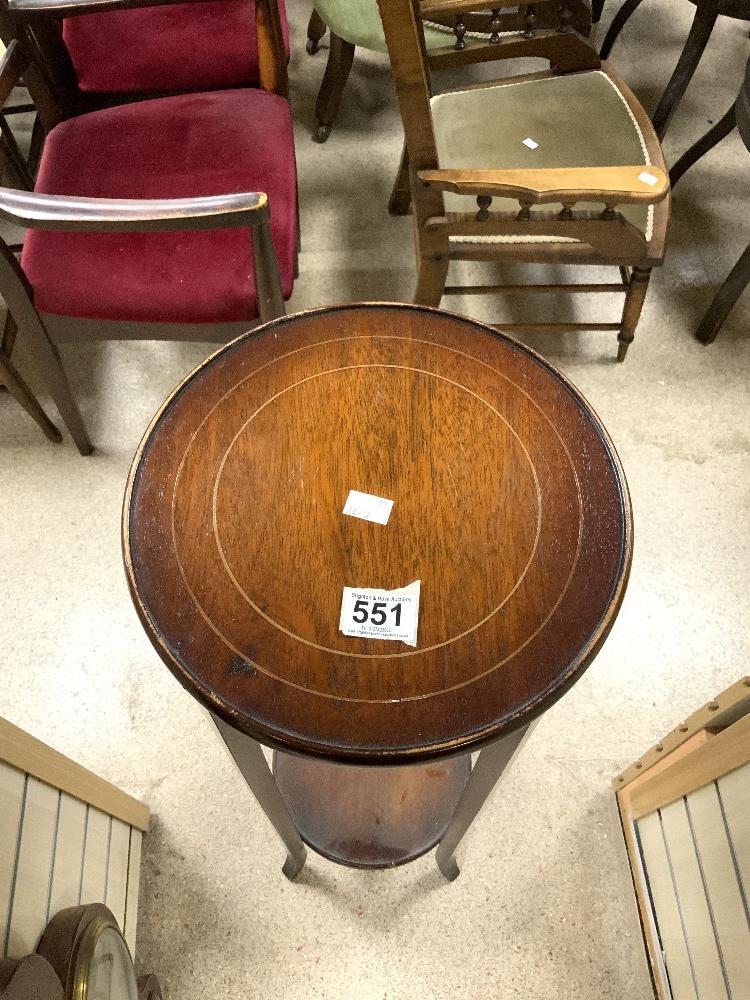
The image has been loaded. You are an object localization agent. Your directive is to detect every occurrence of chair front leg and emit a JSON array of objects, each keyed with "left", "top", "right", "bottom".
[
  {"left": 314, "top": 33, "right": 356, "bottom": 143},
  {"left": 306, "top": 7, "right": 327, "bottom": 55},
  {"left": 0, "top": 347, "right": 62, "bottom": 442},
  {"left": 651, "top": 0, "right": 720, "bottom": 139},
  {"left": 592, "top": 0, "right": 606, "bottom": 22},
  {"left": 670, "top": 103, "right": 736, "bottom": 187},
  {"left": 617, "top": 265, "right": 651, "bottom": 361},
  {"left": 695, "top": 242, "right": 750, "bottom": 345},
  {"left": 600, "top": 0, "right": 647, "bottom": 58}
]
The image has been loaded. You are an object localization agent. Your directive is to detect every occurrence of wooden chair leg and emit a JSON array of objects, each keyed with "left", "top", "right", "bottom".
[
  {"left": 617, "top": 265, "right": 651, "bottom": 362},
  {"left": 27, "top": 114, "right": 44, "bottom": 180},
  {"left": 414, "top": 254, "right": 449, "bottom": 307},
  {"left": 670, "top": 103, "right": 736, "bottom": 187},
  {"left": 592, "top": 0, "right": 606, "bottom": 23},
  {"left": 19, "top": 315, "right": 92, "bottom": 454},
  {"left": 306, "top": 7, "right": 327, "bottom": 55},
  {"left": 600, "top": 0, "right": 647, "bottom": 59},
  {"left": 0, "top": 348, "right": 62, "bottom": 442},
  {"left": 388, "top": 142, "right": 411, "bottom": 216},
  {"left": 251, "top": 221, "right": 286, "bottom": 323},
  {"left": 0, "top": 117, "right": 33, "bottom": 190},
  {"left": 695, "top": 242, "right": 750, "bottom": 345},
  {"left": 652, "top": 2, "right": 719, "bottom": 139},
  {"left": 314, "top": 33, "right": 355, "bottom": 143}
]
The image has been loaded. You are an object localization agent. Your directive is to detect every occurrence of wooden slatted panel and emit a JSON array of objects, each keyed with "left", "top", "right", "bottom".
[
  {"left": 123, "top": 830, "right": 142, "bottom": 955},
  {"left": 0, "top": 763, "right": 26, "bottom": 958},
  {"left": 637, "top": 811, "right": 698, "bottom": 1000},
  {"left": 718, "top": 762, "right": 750, "bottom": 903},
  {"left": 686, "top": 782, "right": 750, "bottom": 996},
  {"left": 659, "top": 799, "right": 728, "bottom": 999},
  {"left": 79, "top": 807, "right": 110, "bottom": 905},
  {"left": 48, "top": 794, "right": 87, "bottom": 920},
  {"left": 5, "top": 778, "right": 58, "bottom": 957},
  {"left": 105, "top": 819, "right": 130, "bottom": 930}
]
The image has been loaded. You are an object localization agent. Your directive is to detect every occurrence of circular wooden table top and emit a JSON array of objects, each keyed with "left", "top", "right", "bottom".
[{"left": 123, "top": 304, "right": 632, "bottom": 765}]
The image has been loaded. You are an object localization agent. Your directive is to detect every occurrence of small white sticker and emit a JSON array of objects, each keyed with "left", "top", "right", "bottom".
[
  {"left": 343, "top": 489, "right": 394, "bottom": 525},
  {"left": 339, "top": 580, "right": 420, "bottom": 647},
  {"left": 638, "top": 170, "right": 658, "bottom": 186},
  {"left": 522, "top": 137, "right": 539, "bottom": 150}
]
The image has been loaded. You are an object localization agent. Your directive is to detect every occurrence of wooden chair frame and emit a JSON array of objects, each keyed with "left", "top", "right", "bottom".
[
  {"left": 305, "top": 0, "right": 592, "bottom": 143},
  {"left": 0, "top": 29, "right": 287, "bottom": 456},
  {"left": 378, "top": 0, "right": 671, "bottom": 361}
]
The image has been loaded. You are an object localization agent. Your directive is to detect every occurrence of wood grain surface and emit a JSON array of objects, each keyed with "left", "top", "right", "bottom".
[{"left": 123, "top": 304, "right": 632, "bottom": 764}]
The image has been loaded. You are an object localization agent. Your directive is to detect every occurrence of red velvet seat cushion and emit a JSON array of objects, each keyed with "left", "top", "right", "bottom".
[
  {"left": 62, "top": 0, "right": 289, "bottom": 94},
  {"left": 22, "top": 90, "right": 297, "bottom": 324}
]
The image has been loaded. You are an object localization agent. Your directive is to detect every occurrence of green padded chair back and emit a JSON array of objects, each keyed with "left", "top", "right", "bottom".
[{"left": 312, "top": 0, "right": 454, "bottom": 53}]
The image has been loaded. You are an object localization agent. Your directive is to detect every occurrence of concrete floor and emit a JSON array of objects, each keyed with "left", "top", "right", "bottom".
[{"left": 2, "top": 2, "right": 750, "bottom": 998}]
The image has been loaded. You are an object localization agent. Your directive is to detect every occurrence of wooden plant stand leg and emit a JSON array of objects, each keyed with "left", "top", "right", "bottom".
[
  {"left": 212, "top": 714, "right": 307, "bottom": 880},
  {"left": 0, "top": 348, "right": 62, "bottom": 442},
  {"left": 388, "top": 142, "right": 411, "bottom": 216},
  {"left": 436, "top": 723, "right": 532, "bottom": 881},
  {"left": 670, "top": 102, "right": 736, "bottom": 187},
  {"left": 600, "top": 0, "right": 647, "bottom": 58},
  {"left": 314, "top": 33, "right": 355, "bottom": 143},
  {"left": 306, "top": 7, "right": 327, "bottom": 55},
  {"left": 651, "top": 0, "right": 720, "bottom": 139},
  {"left": 695, "top": 242, "right": 750, "bottom": 344},
  {"left": 617, "top": 265, "right": 651, "bottom": 362}
]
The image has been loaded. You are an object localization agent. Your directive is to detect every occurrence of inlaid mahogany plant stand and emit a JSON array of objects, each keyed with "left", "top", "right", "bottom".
[{"left": 123, "top": 304, "right": 632, "bottom": 880}]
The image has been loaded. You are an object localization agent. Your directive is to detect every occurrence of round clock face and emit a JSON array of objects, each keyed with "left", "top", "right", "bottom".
[{"left": 81, "top": 926, "right": 138, "bottom": 1000}]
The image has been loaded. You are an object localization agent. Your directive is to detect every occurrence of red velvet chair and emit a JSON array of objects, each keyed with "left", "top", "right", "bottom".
[
  {"left": 11, "top": 0, "right": 290, "bottom": 101},
  {"left": 0, "top": 0, "right": 296, "bottom": 456}
]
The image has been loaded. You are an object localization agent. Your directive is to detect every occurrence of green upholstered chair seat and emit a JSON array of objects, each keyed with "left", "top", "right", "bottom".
[{"left": 430, "top": 70, "right": 654, "bottom": 244}]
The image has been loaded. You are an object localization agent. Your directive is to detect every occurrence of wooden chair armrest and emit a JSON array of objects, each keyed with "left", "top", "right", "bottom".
[
  {"left": 6, "top": 0, "right": 224, "bottom": 14},
  {"left": 417, "top": 166, "right": 670, "bottom": 205},
  {"left": 0, "top": 188, "right": 270, "bottom": 232}
]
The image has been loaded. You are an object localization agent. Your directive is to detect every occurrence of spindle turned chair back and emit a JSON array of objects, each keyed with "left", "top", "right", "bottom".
[
  {"left": 0, "top": 34, "right": 290, "bottom": 456},
  {"left": 378, "top": 0, "right": 672, "bottom": 361}
]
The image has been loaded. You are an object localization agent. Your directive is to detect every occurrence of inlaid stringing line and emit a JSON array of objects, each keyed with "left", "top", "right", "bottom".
[
  {"left": 209, "top": 363, "right": 543, "bottom": 658},
  {"left": 168, "top": 367, "right": 583, "bottom": 703}
]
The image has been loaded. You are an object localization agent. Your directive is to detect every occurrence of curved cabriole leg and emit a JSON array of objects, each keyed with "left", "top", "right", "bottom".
[
  {"left": 306, "top": 7, "right": 327, "bottom": 55},
  {"left": 617, "top": 265, "right": 651, "bottom": 362},
  {"left": 652, "top": 1, "right": 719, "bottom": 139},
  {"left": 212, "top": 714, "right": 307, "bottom": 880},
  {"left": 670, "top": 103, "right": 736, "bottom": 187},
  {"left": 436, "top": 724, "right": 532, "bottom": 881},
  {"left": 388, "top": 142, "right": 411, "bottom": 216},
  {"left": 600, "top": 0, "right": 647, "bottom": 59},
  {"left": 314, "top": 33, "right": 355, "bottom": 142},
  {"left": 695, "top": 242, "right": 750, "bottom": 345}
]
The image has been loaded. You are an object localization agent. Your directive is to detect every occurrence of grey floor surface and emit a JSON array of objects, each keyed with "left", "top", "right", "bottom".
[{"left": 1, "top": 2, "right": 749, "bottom": 998}]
